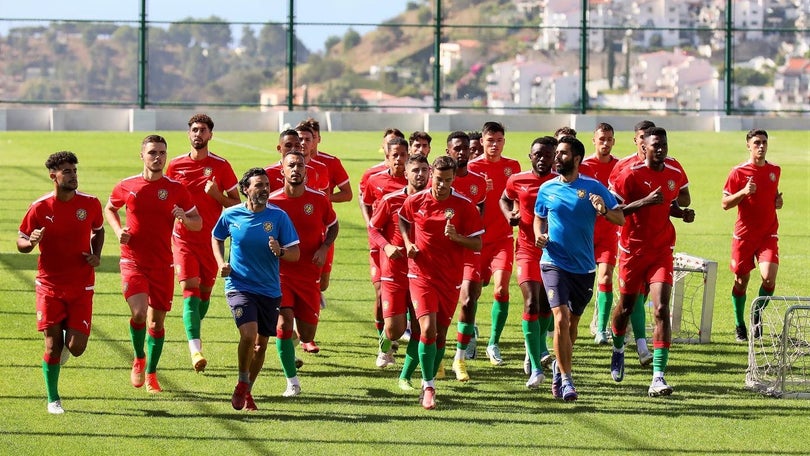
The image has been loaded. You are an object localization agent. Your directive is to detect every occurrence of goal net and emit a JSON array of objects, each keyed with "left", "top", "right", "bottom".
[{"left": 746, "top": 296, "right": 810, "bottom": 398}]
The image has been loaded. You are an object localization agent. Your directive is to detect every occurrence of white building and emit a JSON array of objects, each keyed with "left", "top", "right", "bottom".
[
  {"left": 630, "top": 50, "right": 720, "bottom": 112},
  {"left": 486, "top": 56, "right": 579, "bottom": 113}
]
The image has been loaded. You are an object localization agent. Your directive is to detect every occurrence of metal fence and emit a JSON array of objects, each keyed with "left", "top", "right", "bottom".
[{"left": 1, "top": 0, "right": 808, "bottom": 115}]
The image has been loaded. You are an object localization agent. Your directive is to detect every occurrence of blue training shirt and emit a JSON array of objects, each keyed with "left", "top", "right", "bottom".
[
  {"left": 534, "top": 174, "right": 618, "bottom": 274},
  {"left": 212, "top": 203, "right": 300, "bottom": 297}
]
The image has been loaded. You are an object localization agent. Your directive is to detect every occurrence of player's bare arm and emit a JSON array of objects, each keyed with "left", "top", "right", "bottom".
[
  {"left": 173, "top": 206, "right": 203, "bottom": 231},
  {"left": 212, "top": 237, "right": 231, "bottom": 277},
  {"left": 444, "top": 221, "right": 482, "bottom": 251},
  {"left": 83, "top": 226, "right": 105, "bottom": 267},
  {"left": 313, "top": 222, "right": 339, "bottom": 266},
  {"left": 331, "top": 182, "right": 353, "bottom": 203},
  {"left": 398, "top": 216, "right": 418, "bottom": 258},
  {"left": 721, "top": 177, "right": 757, "bottom": 210},
  {"left": 103, "top": 201, "right": 131, "bottom": 244},
  {"left": 206, "top": 184, "right": 241, "bottom": 208},
  {"left": 590, "top": 193, "right": 624, "bottom": 226},
  {"left": 16, "top": 227, "right": 45, "bottom": 253},
  {"left": 499, "top": 193, "right": 519, "bottom": 226},
  {"left": 620, "top": 186, "right": 664, "bottom": 216},
  {"left": 533, "top": 215, "right": 548, "bottom": 249}
]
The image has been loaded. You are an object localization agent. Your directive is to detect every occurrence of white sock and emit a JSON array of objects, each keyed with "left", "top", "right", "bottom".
[
  {"left": 188, "top": 339, "right": 202, "bottom": 354},
  {"left": 636, "top": 338, "right": 648, "bottom": 355},
  {"left": 454, "top": 348, "right": 465, "bottom": 361},
  {"left": 653, "top": 371, "right": 665, "bottom": 380},
  {"left": 288, "top": 376, "right": 300, "bottom": 387}
]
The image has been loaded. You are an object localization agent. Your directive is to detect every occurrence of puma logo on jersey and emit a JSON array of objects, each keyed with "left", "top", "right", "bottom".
[
  {"left": 643, "top": 181, "right": 652, "bottom": 188},
  {"left": 45, "top": 215, "right": 55, "bottom": 223}
]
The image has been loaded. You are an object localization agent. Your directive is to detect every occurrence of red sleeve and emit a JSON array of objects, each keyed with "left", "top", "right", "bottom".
[
  {"left": 723, "top": 167, "right": 741, "bottom": 195},
  {"left": 322, "top": 195, "right": 337, "bottom": 228},
  {"left": 361, "top": 176, "right": 378, "bottom": 206},
  {"left": 219, "top": 161, "right": 239, "bottom": 193},
  {"left": 611, "top": 171, "right": 632, "bottom": 203},
  {"left": 504, "top": 175, "right": 517, "bottom": 201},
  {"left": 19, "top": 202, "right": 41, "bottom": 237},
  {"left": 90, "top": 197, "right": 104, "bottom": 230},
  {"left": 108, "top": 182, "right": 126, "bottom": 210},
  {"left": 177, "top": 185, "right": 196, "bottom": 212}
]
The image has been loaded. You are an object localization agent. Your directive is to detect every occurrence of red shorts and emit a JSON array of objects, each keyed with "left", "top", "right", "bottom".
[
  {"left": 322, "top": 244, "right": 335, "bottom": 275},
  {"left": 730, "top": 236, "right": 779, "bottom": 276},
  {"left": 120, "top": 261, "right": 175, "bottom": 312},
  {"left": 172, "top": 240, "right": 218, "bottom": 287},
  {"left": 36, "top": 284, "right": 93, "bottom": 336},
  {"left": 593, "top": 231, "right": 618, "bottom": 266},
  {"left": 516, "top": 255, "right": 542, "bottom": 284},
  {"left": 381, "top": 278, "right": 410, "bottom": 318},
  {"left": 463, "top": 249, "right": 482, "bottom": 282},
  {"left": 369, "top": 249, "right": 381, "bottom": 283},
  {"left": 281, "top": 276, "right": 320, "bottom": 325},
  {"left": 480, "top": 237, "right": 514, "bottom": 284},
  {"left": 618, "top": 251, "right": 673, "bottom": 294},
  {"left": 409, "top": 277, "right": 461, "bottom": 328}
]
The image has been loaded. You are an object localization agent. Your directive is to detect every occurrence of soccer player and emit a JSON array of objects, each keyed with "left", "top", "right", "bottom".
[
  {"left": 362, "top": 136, "right": 409, "bottom": 367},
  {"left": 269, "top": 151, "right": 338, "bottom": 354},
  {"left": 579, "top": 123, "right": 621, "bottom": 347},
  {"left": 722, "top": 129, "right": 782, "bottom": 341},
  {"left": 468, "top": 121, "right": 521, "bottom": 365},
  {"left": 18, "top": 151, "right": 104, "bottom": 414},
  {"left": 213, "top": 167, "right": 301, "bottom": 410},
  {"left": 399, "top": 155, "right": 484, "bottom": 409},
  {"left": 468, "top": 131, "right": 484, "bottom": 159},
  {"left": 554, "top": 126, "right": 577, "bottom": 140},
  {"left": 266, "top": 129, "right": 303, "bottom": 190},
  {"left": 444, "top": 131, "right": 487, "bottom": 382},
  {"left": 409, "top": 131, "right": 432, "bottom": 157},
  {"left": 294, "top": 124, "right": 330, "bottom": 192},
  {"left": 501, "top": 136, "right": 558, "bottom": 388},
  {"left": 368, "top": 154, "right": 430, "bottom": 390},
  {"left": 608, "top": 127, "right": 694, "bottom": 397},
  {"left": 105, "top": 135, "right": 202, "bottom": 393},
  {"left": 534, "top": 136, "right": 624, "bottom": 401},
  {"left": 166, "top": 113, "right": 240, "bottom": 373}
]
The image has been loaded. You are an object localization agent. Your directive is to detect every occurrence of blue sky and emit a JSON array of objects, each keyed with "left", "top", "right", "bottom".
[{"left": 0, "top": 0, "right": 410, "bottom": 51}]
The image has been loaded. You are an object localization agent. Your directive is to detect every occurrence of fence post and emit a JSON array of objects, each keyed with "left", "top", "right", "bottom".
[
  {"left": 287, "top": 0, "right": 296, "bottom": 111},
  {"left": 724, "top": 0, "right": 733, "bottom": 115},
  {"left": 579, "top": 0, "right": 588, "bottom": 114},
  {"left": 138, "top": 0, "right": 148, "bottom": 109},
  {"left": 433, "top": 0, "right": 442, "bottom": 113}
]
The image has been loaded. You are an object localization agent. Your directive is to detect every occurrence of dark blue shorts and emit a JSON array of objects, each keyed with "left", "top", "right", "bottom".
[
  {"left": 540, "top": 264, "right": 595, "bottom": 317},
  {"left": 226, "top": 290, "right": 281, "bottom": 337}
]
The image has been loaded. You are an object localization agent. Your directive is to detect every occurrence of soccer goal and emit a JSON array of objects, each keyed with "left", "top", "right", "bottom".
[
  {"left": 666, "top": 252, "right": 717, "bottom": 344},
  {"left": 746, "top": 296, "right": 810, "bottom": 398}
]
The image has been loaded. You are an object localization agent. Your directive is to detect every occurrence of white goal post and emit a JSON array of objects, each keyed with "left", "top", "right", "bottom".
[{"left": 668, "top": 252, "right": 717, "bottom": 344}]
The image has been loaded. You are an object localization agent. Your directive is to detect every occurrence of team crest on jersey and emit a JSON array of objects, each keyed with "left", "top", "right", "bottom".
[
  {"left": 233, "top": 306, "right": 244, "bottom": 318},
  {"left": 444, "top": 208, "right": 455, "bottom": 220},
  {"left": 304, "top": 203, "right": 314, "bottom": 215},
  {"left": 203, "top": 167, "right": 213, "bottom": 177},
  {"left": 75, "top": 208, "right": 87, "bottom": 221},
  {"left": 618, "top": 278, "right": 625, "bottom": 289},
  {"left": 667, "top": 180, "right": 676, "bottom": 191},
  {"left": 504, "top": 167, "right": 514, "bottom": 177},
  {"left": 769, "top": 172, "right": 776, "bottom": 182},
  {"left": 36, "top": 310, "right": 43, "bottom": 322},
  {"left": 469, "top": 184, "right": 479, "bottom": 195},
  {"left": 263, "top": 222, "right": 273, "bottom": 232},
  {"left": 157, "top": 189, "right": 169, "bottom": 200},
  {"left": 382, "top": 300, "right": 390, "bottom": 311},
  {"left": 576, "top": 189, "right": 586, "bottom": 199}
]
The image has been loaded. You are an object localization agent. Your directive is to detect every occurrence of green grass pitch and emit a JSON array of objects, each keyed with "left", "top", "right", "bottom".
[{"left": 0, "top": 129, "right": 808, "bottom": 454}]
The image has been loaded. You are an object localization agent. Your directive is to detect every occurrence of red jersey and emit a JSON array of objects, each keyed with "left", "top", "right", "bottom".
[
  {"left": 609, "top": 153, "right": 686, "bottom": 189},
  {"left": 307, "top": 157, "right": 330, "bottom": 193},
  {"left": 503, "top": 170, "right": 557, "bottom": 253},
  {"left": 611, "top": 162, "right": 689, "bottom": 253},
  {"left": 359, "top": 161, "right": 387, "bottom": 198},
  {"left": 362, "top": 170, "right": 407, "bottom": 208},
  {"left": 581, "top": 154, "right": 620, "bottom": 238},
  {"left": 108, "top": 175, "right": 196, "bottom": 268},
  {"left": 264, "top": 161, "right": 327, "bottom": 193},
  {"left": 399, "top": 189, "right": 485, "bottom": 287},
  {"left": 19, "top": 191, "right": 104, "bottom": 289},
  {"left": 269, "top": 187, "right": 337, "bottom": 280},
  {"left": 723, "top": 161, "right": 780, "bottom": 241},
  {"left": 452, "top": 170, "right": 487, "bottom": 207},
  {"left": 166, "top": 152, "right": 238, "bottom": 246},
  {"left": 315, "top": 150, "right": 351, "bottom": 194},
  {"left": 468, "top": 155, "right": 521, "bottom": 243},
  {"left": 368, "top": 188, "right": 409, "bottom": 280}
]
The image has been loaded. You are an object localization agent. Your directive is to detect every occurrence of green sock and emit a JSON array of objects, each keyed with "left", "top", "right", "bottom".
[
  {"left": 432, "top": 345, "right": 446, "bottom": 379},
  {"left": 42, "top": 361, "right": 60, "bottom": 402},
  {"left": 652, "top": 347, "right": 669, "bottom": 372},
  {"left": 129, "top": 321, "right": 146, "bottom": 359},
  {"left": 457, "top": 321, "right": 475, "bottom": 350},
  {"left": 756, "top": 286, "right": 774, "bottom": 312},
  {"left": 418, "top": 340, "right": 436, "bottom": 382},
  {"left": 375, "top": 321, "right": 384, "bottom": 338},
  {"left": 522, "top": 318, "right": 542, "bottom": 370},
  {"left": 400, "top": 337, "right": 420, "bottom": 381},
  {"left": 199, "top": 299, "right": 210, "bottom": 320},
  {"left": 631, "top": 294, "right": 647, "bottom": 341},
  {"left": 488, "top": 300, "right": 509, "bottom": 345},
  {"left": 732, "top": 292, "right": 747, "bottom": 326},
  {"left": 538, "top": 315, "right": 552, "bottom": 354},
  {"left": 146, "top": 332, "right": 164, "bottom": 374},
  {"left": 597, "top": 291, "right": 613, "bottom": 332},
  {"left": 183, "top": 295, "right": 202, "bottom": 340},
  {"left": 276, "top": 337, "right": 297, "bottom": 378}
]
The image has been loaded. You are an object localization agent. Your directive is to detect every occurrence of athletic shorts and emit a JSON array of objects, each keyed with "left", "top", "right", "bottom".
[
  {"left": 409, "top": 276, "right": 461, "bottom": 328},
  {"left": 463, "top": 249, "right": 482, "bottom": 282},
  {"left": 381, "top": 278, "right": 410, "bottom": 318},
  {"left": 120, "top": 261, "right": 175, "bottom": 312},
  {"left": 480, "top": 237, "right": 514, "bottom": 284},
  {"left": 379, "top": 254, "right": 408, "bottom": 284},
  {"left": 172, "top": 239, "right": 217, "bottom": 287},
  {"left": 516, "top": 249, "right": 542, "bottom": 284},
  {"left": 280, "top": 276, "right": 321, "bottom": 325},
  {"left": 730, "top": 236, "right": 779, "bottom": 276},
  {"left": 322, "top": 244, "right": 335, "bottom": 275},
  {"left": 593, "top": 231, "right": 618, "bottom": 266},
  {"left": 369, "top": 249, "right": 381, "bottom": 283},
  {"left": 618, "top": 251, "right": 674, "bottom": 294},
  {"left": 36, "top": 284, "right": 93, "bottom": 336},
  {"left": 226, "top": 290, "right": 281, "bottom": 338},
  {"left": 540, "top": 264, "right": 595, "bottom": 317}
]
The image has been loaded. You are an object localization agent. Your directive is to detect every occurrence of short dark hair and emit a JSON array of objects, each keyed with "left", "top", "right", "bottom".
[
  {"left": 643, "top": 126, "right": 667, "bottom": 139},
  {"left": 467, "top": 131, "right": 482, "bottom": 141},
  {"left": 279, "top": 129, "right": 299, "bottom": 141},
  {"left": 558, "top": 135, "right": 585, "bottom": 161},
  {"left": 482, "top": 121, "right": 505, "bottom": 136},
  {"left": 432, "top": 155, "right": 457, "bottom": 173},
  {"left": 238, "top": 167, "right": 268, "bottom": 197},
  {"left": 45, "top": 151, "right": 78, "bottom": 171},
  {"left": 406, "top": 153, "right": 429, "bottom": 167},
  {"left": 634, "top": 120, "right": 655, "bottom": 132},
  {"left": 555, "top": 126, "right": 577, "bottom": 138},
  {"left": 446, "top": 131, "right": 470, "bottom": 145},
  {"left": 386, "top": 137, "right": 409, "bottom": 152},
  {"left": 142, "top": 134, "right": 167, "bottom": 149},
  {"left": 283, "top": 150, "right": 306, "bottom": 162},
  {"left": 301, "top": 117, "right": 320, "bottom": 133},
  {"left": 409, "top": 131, "right": 432, "bottom": 145},
  {"left": 188, "top": 113, "right": 214, "bottom": 130},
  {"left": 746, "top": 129, "right": 768, "bottom": 141},
  {"left": 295, "top": 124, "right": 315, "bottom": 137},
  {"left": 594, "top": 122, "right": 614, "bottom": 134},
  {"left": 531, "top": 136, "right": 558, "bottom": 148},
  {"left": 384, "top": 128, "right": 405, "bottom": 139}
]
